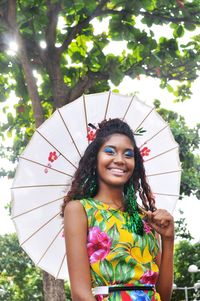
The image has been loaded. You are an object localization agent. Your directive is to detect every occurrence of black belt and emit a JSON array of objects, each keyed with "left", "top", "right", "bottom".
[{"left": 109, "top": 285, "right": 155, "bottom": 292}]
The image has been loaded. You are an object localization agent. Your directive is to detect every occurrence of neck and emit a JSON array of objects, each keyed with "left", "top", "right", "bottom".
[{"left": 94, "top": 183, "right": 124, "bottom": 207}]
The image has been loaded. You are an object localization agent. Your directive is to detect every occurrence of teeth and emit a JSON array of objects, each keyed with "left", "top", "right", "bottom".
[{"left": 110, "top": 168, "right": 124, "bottom": 173}]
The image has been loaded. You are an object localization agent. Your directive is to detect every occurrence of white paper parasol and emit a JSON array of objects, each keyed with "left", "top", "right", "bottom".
[{"left": 11, "top": 91, "right": 181, "bottom": 280}]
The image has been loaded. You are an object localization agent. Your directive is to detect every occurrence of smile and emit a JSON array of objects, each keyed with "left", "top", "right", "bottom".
[{"left": 108, "top": 168, "right": 126, "bottom": 174}]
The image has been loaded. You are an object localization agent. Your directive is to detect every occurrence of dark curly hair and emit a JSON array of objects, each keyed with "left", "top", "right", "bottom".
[{"left": 61, "top": 118, "right": 155, "bottom": 216}]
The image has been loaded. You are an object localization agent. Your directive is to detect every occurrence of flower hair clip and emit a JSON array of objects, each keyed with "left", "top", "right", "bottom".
[
  {"left": 86, "top": 119, "right": 110, "bottom": 142},
  {"left": 87, "top": 123, "right": 97, "bottom": 142}
]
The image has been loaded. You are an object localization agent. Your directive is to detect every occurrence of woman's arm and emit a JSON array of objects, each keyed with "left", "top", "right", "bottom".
[
  {"left": 148, "top": 210, "right": 174, "bottom": 301},
  {"left": 64, "top": 201, "right": 96, "bottom": 301},
  {"left": 155, "top": 237, "right": 174, "bottom": 301}
]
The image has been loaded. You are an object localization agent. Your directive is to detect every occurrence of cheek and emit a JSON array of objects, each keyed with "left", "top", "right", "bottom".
[
  {"left": 98, "top": 153, "right": 111, "bottom": 164},
  {"left": 128, "top": 160, "right": 135, "bottom": 173},
  {"left": 97, "top": 154, "right": 108, "bottom": 171}
]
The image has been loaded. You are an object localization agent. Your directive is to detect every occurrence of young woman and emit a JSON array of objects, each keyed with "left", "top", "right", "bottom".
[{"left": 62, "top": 118, "right": 174, "bottom": 301}]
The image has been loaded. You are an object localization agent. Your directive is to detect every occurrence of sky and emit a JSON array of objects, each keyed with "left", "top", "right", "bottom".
[{"left": 0, "top": 17, "right": 200, "bottom": 243}]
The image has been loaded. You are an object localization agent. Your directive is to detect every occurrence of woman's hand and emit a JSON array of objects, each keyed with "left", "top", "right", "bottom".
[{"left": 146, "top": 209, "right": 174, "bottom": 240}]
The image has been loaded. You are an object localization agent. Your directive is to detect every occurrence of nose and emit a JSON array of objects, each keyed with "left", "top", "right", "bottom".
[{"left": 113, "top": 153, "right": 125, "bottom": 164}]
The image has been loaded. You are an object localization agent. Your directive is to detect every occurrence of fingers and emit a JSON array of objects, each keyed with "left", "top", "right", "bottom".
[
  {"left": 146, "top": 209, "right": 174, "bottom": 239},
  {"left": 147, "top": 209, "right": 174, "bottom": 227}
]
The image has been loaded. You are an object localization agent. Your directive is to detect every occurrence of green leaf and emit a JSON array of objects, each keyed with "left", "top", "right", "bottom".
[
  {"left": 83, "top": 0, "right": 97, "bottom": 13},
  {"left": 107, "top": 224, "right": 120, "bottom": 248},
  {"left": 99, "top": 259, "right": 114, "bottom": 283},
  {"left": 109, "top": 210, "right": 123, "bottom": 221},
  {"left": 7, "top": 112, "right": 14, "bottom": 124},
  {"left": 110, "top": 246, "right": 127, "bottom": 253},
  {"left": 166, "top": 84, "right": 173, "bottom": 93},
  {"left": 7, "top": 131, "right": 12, "bottom": 138},
  {"left": 137, "top": 235, "right": 147, "bottom": 256},
  {"left": 112, "top": 292, "right": 122, "bottom": 301},
  {"left": 91, "top": 268, "right": 105, "bottom": 286},
  {"left": 173, "top": 25, "right": 185, "bottom": 38},
  {"left": 99, "top": 219, "right": 107, "bottom": 232},
  {"left": 101, "top": 210, "right": 112, "bottom": 221},
  {"left": 115, "top": 261, "right": 135, "bottom": 282},
  {"left": 140, "top": 0, "right": 156, "bottom": 11},
  {"left": 86, "top": 206, "right": 97, "bottom": 218},
  {"left": 110, "top": 252, "right": 127, "bottom": 262},
  {"left": 184, "top": 23, "right": 196, "bottom": 31}
]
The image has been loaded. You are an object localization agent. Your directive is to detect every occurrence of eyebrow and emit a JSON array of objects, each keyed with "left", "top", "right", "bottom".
[{"left": 104, "top": 145, "right": 134, "bottom": 151}]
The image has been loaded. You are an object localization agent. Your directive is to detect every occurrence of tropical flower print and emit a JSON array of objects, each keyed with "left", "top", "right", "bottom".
[
  {"left": 140, "top": 271, "right": 159, "bottom": 285},
  {"left": 96, "top": 295, "right": 104, "bottom": 301},
  {"left": 129, "top": 290, "right": 151, "bottom": 301},
  {"left": 87, "top": 226, "right": 112, "bottom": 263},
  {"left": 80, "top": 199, "right": 161, "bottom": 301},
  {"left": 143, "top": 221, "right": 152, "bottom": 234}
]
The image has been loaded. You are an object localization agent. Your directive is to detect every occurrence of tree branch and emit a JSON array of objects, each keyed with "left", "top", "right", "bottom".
[
  {"left": 45, "top": 0, "right": 61, "bottom": 48},
  {"left": 58, "top": 0, "right": 109, "bottom": 54},
  {"left": 140, "top": 10, "right": 200, "bottom": 26},
  {"left": 67, "top": 70, "right": 109, "bottom": 102},
  {"left": 6, "top": 0, "right": 16, "bottom": 28},
  {"left": 0, "top": 34, "right": 7, "bottom": 52},
  {"left": 95, "top": 8, "right": 200, "bottom": 26},
  {"left": 125, "top": 57, "right": 199, "bottom": 82}
]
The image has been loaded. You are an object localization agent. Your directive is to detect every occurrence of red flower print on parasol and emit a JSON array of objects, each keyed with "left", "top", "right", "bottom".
[
  {"left": 140, "top": 146, "right": 151, "bottom": 158},
  {"left": 48, "top": 151, "right": 58, "bottom": 162}
]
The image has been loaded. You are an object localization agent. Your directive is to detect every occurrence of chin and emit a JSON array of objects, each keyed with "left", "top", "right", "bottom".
[{"left": 107, "top": 178, "right": 128, "bottom": 187}]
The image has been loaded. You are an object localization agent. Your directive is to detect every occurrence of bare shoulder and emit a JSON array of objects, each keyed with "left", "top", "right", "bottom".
[
  {"left": 64, "top": 200, "right": 84, "bottom": 215},
  {"left": 64, "top": 200, "right": 87, "bottom": 228},
  {"left": 64, "top": 200, "right": 88, "bottom": 251}
]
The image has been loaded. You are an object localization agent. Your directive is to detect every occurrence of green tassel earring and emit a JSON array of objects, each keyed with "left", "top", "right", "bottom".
[
  {"left": 83, "top": 171, "right": 97, "bottom": 197},
  {"left": 125, "top": 184, "right": 144, "bottom": 236},
  {"left": 88, "top": 177, "right": 97, "bottom": 196}
]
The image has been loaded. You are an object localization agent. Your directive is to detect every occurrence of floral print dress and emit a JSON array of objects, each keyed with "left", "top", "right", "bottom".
[{"left": 79, "top": 198, "right": 161, "bottom": 301}]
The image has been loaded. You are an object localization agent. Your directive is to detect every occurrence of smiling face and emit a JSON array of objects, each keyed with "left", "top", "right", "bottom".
[{"left": 97, "top": 134, "right": 135, "bottom": 189}]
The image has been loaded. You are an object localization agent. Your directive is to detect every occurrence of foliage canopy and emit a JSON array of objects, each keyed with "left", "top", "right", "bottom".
[
  {"left": 0, "top": 0, "right": 199, "bottom": 175},
  {"left": 172, "top": 240, "right": 200, "bottom": 301}
]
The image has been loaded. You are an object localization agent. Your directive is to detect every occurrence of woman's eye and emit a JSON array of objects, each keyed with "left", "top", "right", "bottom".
[
  {"left": 104, "top": 147, "right": 115, "bottom": 154},
  {"left": 124, "top": 150, "right": 134, "bottom": 157}
]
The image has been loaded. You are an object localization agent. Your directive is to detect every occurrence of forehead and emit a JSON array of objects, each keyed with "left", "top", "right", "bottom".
[{"left": 102, "top": 134, "right": 134, "bottom": 148}]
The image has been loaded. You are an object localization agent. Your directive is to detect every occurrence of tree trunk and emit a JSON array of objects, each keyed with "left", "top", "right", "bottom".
[
  {"left": 45, "top": 50, "right": 70, "bottom": 108},
  {"left": 5, "top": 2, "right": 67, "bottom": 300},
  {"left": 43, "top": 271, "right": 66, "bottom": 301},
  {"left": 6, "top": 0, "right": 44, "bottom": 128}
]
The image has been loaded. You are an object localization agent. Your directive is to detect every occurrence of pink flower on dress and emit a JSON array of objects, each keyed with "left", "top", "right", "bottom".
[
  {"left": 96, "top": 295, "right": 104, "bottom": 301},
  {"left": 140, "top": 270, "right": 159, "bottom": 285},
  {"left": 143, "top": 221, "right": 152, "bottom": 234},
  {"left": 87, "top": 226, "right": 112, "bottom": 263}
]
